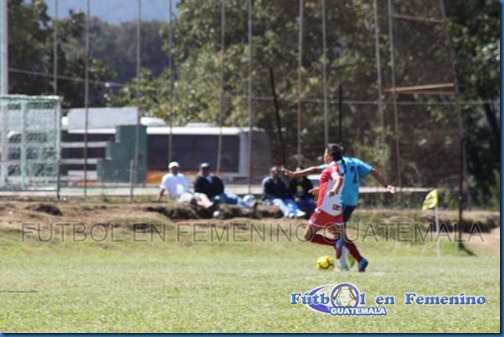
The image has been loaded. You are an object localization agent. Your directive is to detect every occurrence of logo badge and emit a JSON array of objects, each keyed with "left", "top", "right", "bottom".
[{"left": 290, "top": 283, "right": 387, "bottom": 316}]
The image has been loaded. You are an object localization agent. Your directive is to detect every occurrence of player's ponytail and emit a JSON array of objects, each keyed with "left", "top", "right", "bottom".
[
  {"left": 327, "top": 143, "right": 346, "bottom": 176},
  {"left": 326, "top": 143, "right": 343, "bottom": 161}
]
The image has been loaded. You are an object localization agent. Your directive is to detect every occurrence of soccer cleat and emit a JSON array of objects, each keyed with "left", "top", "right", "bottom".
[
  {"left": 335, "top": 238, "right": 344, "bottom": 259},
  {"left": 335, "top": 265, "right": 349, "bottom": 272},
  {"left": 358, "top": 258, "right": 368, "bottom": 272},
  {"left": 336, "top": 259, "right": 349, "bottom": 271}
]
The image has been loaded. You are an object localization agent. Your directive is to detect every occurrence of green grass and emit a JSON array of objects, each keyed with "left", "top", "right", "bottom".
[{"left": 0, "top": 220, "right": 500, "bottom": 333}]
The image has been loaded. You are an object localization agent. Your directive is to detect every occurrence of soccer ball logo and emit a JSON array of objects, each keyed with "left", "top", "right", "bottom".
[
  {"left": 316, "top": 255, "right": 335, "bottom": 270},
  {"left": 331, "top": 284, "right": 359, "bottom": 307}
]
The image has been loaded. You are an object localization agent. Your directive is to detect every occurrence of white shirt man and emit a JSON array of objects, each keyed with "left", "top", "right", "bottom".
[
  {"left": 159, "top": 162, "right": 191, "bottom": 199},
  {"left": 156, "top": 161, "right": 213, "bottom": 208}
]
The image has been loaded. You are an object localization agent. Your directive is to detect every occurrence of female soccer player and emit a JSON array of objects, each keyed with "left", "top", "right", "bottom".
[{"left": 303, "top": 143, "right": 368, "bottom": 272}]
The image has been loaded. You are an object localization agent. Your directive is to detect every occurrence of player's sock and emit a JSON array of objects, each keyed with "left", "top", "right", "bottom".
[
  {"left": 337, "top": 246, "right": 349, "bottom": 270},
  {"left": 344, "top": 241, "right": 362, "bottom": 262},
  {"left": 338, "top": 246, "right": 350, "bottom": 269},
  {"left": 310, "top": 234, "right": 337, "bottom": 246}
]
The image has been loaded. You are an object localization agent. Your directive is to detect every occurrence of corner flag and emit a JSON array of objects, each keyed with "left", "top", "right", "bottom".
[{"left": 422, "top": 189, "right": 438, "bottom": 210}]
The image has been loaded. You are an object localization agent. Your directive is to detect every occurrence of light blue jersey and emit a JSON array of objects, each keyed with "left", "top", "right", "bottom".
[{"left": 319, "top": 156, "right": 372, "bottom": 206}]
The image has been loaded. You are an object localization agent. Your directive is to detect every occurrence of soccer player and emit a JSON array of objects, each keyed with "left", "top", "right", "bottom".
[
  {"left": 284, "top": 144, "right": 395, "bottom": 271},
  {"left": 303, "top": 143, "right": 368, "bottom": 272}
]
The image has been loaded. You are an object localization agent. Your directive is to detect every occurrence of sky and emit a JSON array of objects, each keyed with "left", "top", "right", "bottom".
[{"left": 44, "top": 0, "right": 180, "bottom": 24}]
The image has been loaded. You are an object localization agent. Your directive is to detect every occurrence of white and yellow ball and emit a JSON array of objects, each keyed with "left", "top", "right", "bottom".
[{"left": 316, "top": 255, "right": 335, "bottom": 270}]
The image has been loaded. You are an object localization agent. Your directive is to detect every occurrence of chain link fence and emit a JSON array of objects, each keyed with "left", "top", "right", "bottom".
[{"left": 0, "top": 0, "right": 498, "bottom": 206}]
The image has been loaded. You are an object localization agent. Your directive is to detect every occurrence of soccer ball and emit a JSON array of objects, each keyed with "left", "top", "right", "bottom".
[{"left": 316, "top": 255, "right": 335, "bottom": 270}]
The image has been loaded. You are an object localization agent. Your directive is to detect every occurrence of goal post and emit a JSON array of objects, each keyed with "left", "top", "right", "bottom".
[{"left": 0, "top": 95, "right": 62, "bottom": 191}]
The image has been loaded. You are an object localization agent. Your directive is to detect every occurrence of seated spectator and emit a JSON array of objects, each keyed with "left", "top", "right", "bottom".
[
  {"left": 262, "top": 166, "right": 306, "bottom": 218},
  {"left": 156, "top": 161, "right": 215, "bottom": 209},
  {"left": 194, "top": 163, "right": 255, "bottom": 209},
  {"left": 288, "top": 167, "right": 316, "bottom": 214}
]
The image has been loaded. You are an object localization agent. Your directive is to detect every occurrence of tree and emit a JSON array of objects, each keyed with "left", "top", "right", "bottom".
[
  {"left": 8, "top": 0, "right": 115, "bottom": 108},
  {"left": 85, "top": 18, "right": 168, "bottom": 84},
  {"left": 114, "top": 0, "right": 385, "bottom": 169},
  {"left": 446, "top": 0, "right": 500, "bottom": 207},
  {"left": 108, "top": 0, "right": 500, "bottom": 208}
]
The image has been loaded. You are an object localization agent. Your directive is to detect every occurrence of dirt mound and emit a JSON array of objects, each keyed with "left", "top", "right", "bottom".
[
  {"left": 422, "top": 213, "right": 500, "bottom": 233},
  {"left": 145, "top": 203, "right": 283, "bottom": 220},
  {"left": 79, "top": 205, "right": 107, "bottom": 212},
  {"left": 0, "top": 203, "right": 17, "bottom": 211},
  {"left": 256, "top": 205, "right": 284, "bottom": 219},
  {"left": 26, "top": 203, "right": 63, "bottom": 216},
  {"left": 145, "top": 205, "right": 201, "bottom": 219}
]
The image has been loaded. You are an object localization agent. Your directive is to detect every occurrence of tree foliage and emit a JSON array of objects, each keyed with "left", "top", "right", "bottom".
[
  {"left": 8, "top": 0, "right": 115, "bottom": 108},
  {"left": 112, "top": 0, "right": 386, "bottom": 171},
  {"left": 8, "top": 0, "right": 495, "bottom": 206},
  {"left": 446, "top": 0, "right": 500, "bottom": 206},
  {"left": 112, "top": 1, "right": 498, "bottom": 189}
]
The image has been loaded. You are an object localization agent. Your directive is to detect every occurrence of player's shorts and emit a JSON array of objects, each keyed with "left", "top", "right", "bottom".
[{"left": 308, "top": 209, "right": 343, "bottom": 231}]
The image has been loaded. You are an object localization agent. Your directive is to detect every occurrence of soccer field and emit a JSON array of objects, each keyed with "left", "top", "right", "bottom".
[{"left": 0, "top": 210, "right": 499, "bottom": 333}]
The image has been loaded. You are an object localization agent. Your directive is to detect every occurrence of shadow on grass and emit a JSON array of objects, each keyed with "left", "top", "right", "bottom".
[{"left": 458, "top": 242, "right": 476, "bottom": 256}]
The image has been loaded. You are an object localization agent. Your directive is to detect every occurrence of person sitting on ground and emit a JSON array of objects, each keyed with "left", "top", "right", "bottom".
[
  {"left": 194, "top": 162, "right": 254, "bottom": 208},
  {"left": 288, "top": 167, "right": 316, "bottom": 215},
  {"left": 156, "top": 161, "right": 215, "bottom": 209},
  {"left": 262, "top": 166, "right": 306, "bottom": 218}
]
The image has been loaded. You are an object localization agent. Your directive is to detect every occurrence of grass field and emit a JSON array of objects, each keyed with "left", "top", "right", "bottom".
[{"left": 0, "top": 202, "right": 500, "bottom": 333}]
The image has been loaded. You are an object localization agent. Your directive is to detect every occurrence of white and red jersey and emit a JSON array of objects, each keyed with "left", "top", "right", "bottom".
[{"left": 316, "top": 161, "right": 344, "bottom": 216}]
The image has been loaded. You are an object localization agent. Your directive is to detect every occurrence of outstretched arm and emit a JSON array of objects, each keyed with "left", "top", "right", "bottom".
[
  {"left": 370, "top": 169, "right": 396, "bottom": 193},
  {"left": 282, "top": 166, "right": 323, "bottom": 178}
]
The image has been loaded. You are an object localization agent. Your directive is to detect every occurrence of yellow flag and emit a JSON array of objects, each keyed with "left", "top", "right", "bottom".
[{"left": 422, "top": 189, "right": 438, "bottom": 210}]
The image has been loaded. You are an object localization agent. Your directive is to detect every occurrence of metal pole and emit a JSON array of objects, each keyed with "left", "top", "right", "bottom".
[
  {"left": 84, "top": 0, "right": 90, "bottom": 198},
  {"left": 269, "top": 67, "right": 286, "bottom": 167},
  {"left": 131, "top": 0, "right": 141, "bottom": 202},
  {"left": 439, "top": 0, "right": 465, "bottom": 249},
  {"left": 0, "top": 0, "right": 9, "bottom": 187},
  {"left": 53, "top": 0, "right": 58, "bottom": 94},
  {"left": 168, "top": 0, "right": 173, "bottom": 164},
  {"left": 21, "top": 101, "right": 27, "bottom": 190},
  {"left": 247, "top": 0, "right": 253, "bottom": 193},
  {"left": 54, "top": 1, "right": 61, "bottom": 199},
  {"left": 55, "top": 100, "right": 61, "bottom": 200},
  {"left": 373, "top": 0, "right": 386, "bottom": 174},
  {"left": 297, "top": 0, "right": 304, "bottom": 166},
  {"left": 435, "top": 206, "right": 440, "bottom": 258},
  {"left": 386, "top": 0, "right": 402, "bottom": 187},
  {"left": 321, "top": 0, "right": 329, "bottom": 145},
  {"left": 217, "top": 0, "right": 225, "bottom": 174},
  {"left": 0, "top": 0, "right": 7, "bottom": 96},
  {"left": 338, "top": 84, "right": 343, "bottom": 143},
  {"left": 0, "top": 97, "right": 7, "bottom": 188}
]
